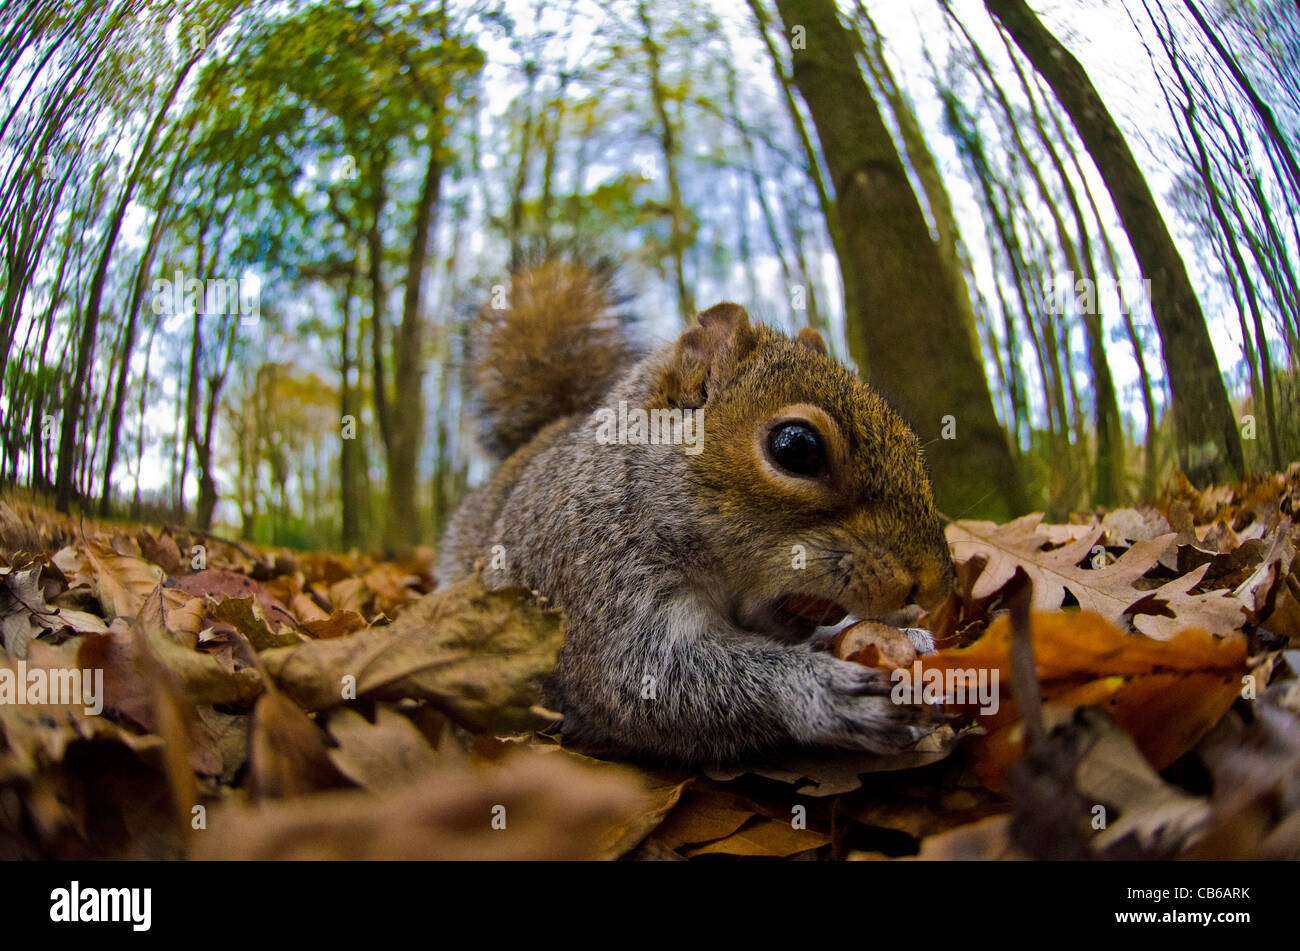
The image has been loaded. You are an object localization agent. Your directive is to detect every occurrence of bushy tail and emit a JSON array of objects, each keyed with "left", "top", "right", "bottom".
[{"left": 470, "top": 259, "right": 635, "bottom": 459}]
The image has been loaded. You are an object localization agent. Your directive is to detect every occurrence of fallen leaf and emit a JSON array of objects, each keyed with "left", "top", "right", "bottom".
[
  {"left": 260, "top": 574, "right": 564, "bottom": 733},
  {"left": 684, "top": 816, "right": 829, "bottom": 857},
  {"left": 301, "top": 609, "right": 367, "bottom": 640},
  {"left": 325, "top": 706, "right": 442, "bottom": 789},
  {"left": 0, "top": 566, "right": 107, "bottom": 657},
  {"left": 651, "top": 787, "right": 755, "bottom": 850},
  {"left": 210, "top": 596, "right": 302, "bottom": 651},
  {"left": 1125, "top": 563, "right": 1249, "bottom": 639},
  {"left": 904, "top": 814, "right": 1023, "bottom": 860},
  {"left": 249, "top": 687, "right": 350, "bottom": 799},
  {"left": 84, "top": 541, "right": 164, "bottom": 618},
  {"left": 1071, "top": 708, "right": 1210, "bottom": 856},
  {"left": 171, "top": 569, "right": 297, "bottom": 631},
  {"left": 947, "top": 515, "right": 1247, "bottom": 634},
  {"left": 916, "top": 611, "right": 1247, "bottom": 790},
  {"left": 136, "top": 530, "right": 184, "bottom": 575},
  {"left": 192, "top": 746, "right": 652, "bottom": 860}
]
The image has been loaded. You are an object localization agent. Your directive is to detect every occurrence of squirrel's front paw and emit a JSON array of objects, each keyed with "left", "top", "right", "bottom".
[{"left": 805, "top": 657, "right": 942, "bottom": 754}]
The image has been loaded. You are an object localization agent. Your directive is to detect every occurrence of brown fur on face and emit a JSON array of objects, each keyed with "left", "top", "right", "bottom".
[{"left": 650, "top": 304, "right": 952, "bottom": 640}]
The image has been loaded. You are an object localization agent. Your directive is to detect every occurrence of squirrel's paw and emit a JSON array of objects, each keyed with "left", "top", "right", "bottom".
[{"left": 807, "top": 658, "right": 942, "bottom": 754}]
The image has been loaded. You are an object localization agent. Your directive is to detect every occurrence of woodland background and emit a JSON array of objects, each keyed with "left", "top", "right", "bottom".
[{"left": 1, "top": 0, "right": 1297, "bottom": 557}]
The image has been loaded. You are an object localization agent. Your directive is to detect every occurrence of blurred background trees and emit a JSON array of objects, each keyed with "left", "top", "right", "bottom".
[{"left": 1, "top": 0, "right": 1296, "bottom": 553}]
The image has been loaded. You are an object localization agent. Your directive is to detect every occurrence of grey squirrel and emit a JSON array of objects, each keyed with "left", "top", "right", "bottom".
[{"left": 439, "top": 261, "right": 954, "bottom": 764}]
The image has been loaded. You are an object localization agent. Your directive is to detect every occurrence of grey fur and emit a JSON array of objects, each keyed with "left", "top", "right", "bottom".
[{"left": 440, "top": 346, "right": 941, "bottom": 765}]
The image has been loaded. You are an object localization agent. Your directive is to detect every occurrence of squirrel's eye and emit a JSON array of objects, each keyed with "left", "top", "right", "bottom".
[{"left": 767, "top": 422, "right": 827, "bottom": 478}]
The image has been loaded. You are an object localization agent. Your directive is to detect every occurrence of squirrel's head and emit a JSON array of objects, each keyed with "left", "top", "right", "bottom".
[{"left": 649, "top": 302, "right": 954, "bottom": 642}]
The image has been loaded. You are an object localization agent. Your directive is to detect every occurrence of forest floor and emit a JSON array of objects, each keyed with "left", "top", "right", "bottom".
[{"left": 0, "top": 469, "right": 1297, "bottom": 860}]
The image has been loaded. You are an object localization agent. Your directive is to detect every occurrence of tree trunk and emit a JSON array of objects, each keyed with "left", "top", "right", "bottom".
[
  {"left": 637, "top": 0, "right": 695, "bottom": 325},
  {"left": 193, "top": 317, "right": 237, "bottom": 533},
  {"left": 986, "top": 0, "right": 1242, "bottom": 485},
  {"left": 99, "top": 123, "right": 191, "bottom": 514},
  {"left": 1026, "top": 61, "right": 1161, "bottom": 498},
  {"left": 507, "top": 64, "right": 537, "bottom": 273},
  {"left": 1181, "top": 0, "right": 1300, "bottom": 197},
  {"left": 181, "top": 305, "right": 202, "bottom": 519},
  {"left": 54, "top": 47, "right": 204, "bottom": 511},
  {"left": 720, "top": 41, "right": 811, "bottom": 330},
  {"left": 131, "top": 318, "right": 159, "bottom": 519},
  {"left": 384, "top": 118, "right": 444, "bottom": 556},
  {"left": 339, "top": 255, "right": 363, "bottom": 550},
  {"left": 857, "top": 1, "right": 981, "bottom": 360},
  {"left": 748, "top": 0, "right": 852, "bottom": 345},
  {"left": 367, "top": 152, "right": 393, "bottom": 458},
  {"left": 772, "top": 0, "right": 1024, "bottom": 520},
  {"left": 960, "top": 11, "right": 1125, "bottom": 504}
]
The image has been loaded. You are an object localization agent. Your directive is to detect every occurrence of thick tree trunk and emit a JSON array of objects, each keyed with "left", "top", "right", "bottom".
[
  {"left": 384, "top": 119, "right": 444, "bottom": 556},
  {"left": 773, "top": 0, "right": 1024, "bottom": 519},
  {"left": 986, "top": 0, "right": 1242, "bottom": 485},
  {"left": 857, "top": 1, "right": 981, "bottom": 360}
]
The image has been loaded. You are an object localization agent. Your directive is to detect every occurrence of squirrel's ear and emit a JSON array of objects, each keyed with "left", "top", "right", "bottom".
[
  {"left": 795, "top": 327, "right": 828, "bottom": 356},
  {"left": 652, "top": 302, "right": 758, "bottom": 408}
]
